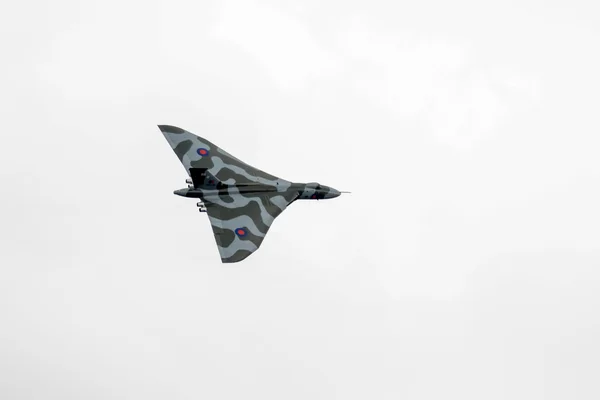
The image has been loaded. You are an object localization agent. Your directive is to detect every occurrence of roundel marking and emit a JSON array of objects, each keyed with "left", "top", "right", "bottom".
[
  {"left": 197, "top": 148, "right": 209, "bottom": 156},
  {"left": 235, "top": 228, "right": 248, "bottom": 237},
  {"left": 311, "top": 193, "right": 317, "bottom": 199}
]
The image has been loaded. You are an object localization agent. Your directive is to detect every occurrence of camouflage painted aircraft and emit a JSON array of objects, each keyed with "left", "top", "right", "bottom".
[{"left": 158, "top": 125, "right": 345, "bottom": 263}]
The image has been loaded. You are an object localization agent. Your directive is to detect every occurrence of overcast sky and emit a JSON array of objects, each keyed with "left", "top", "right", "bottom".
[{"left": 1, "top": 0, "right": 600, "bottom": 399}]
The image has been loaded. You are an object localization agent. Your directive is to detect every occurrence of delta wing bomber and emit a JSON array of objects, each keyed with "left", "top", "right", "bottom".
[{"left": 158, "top": 125, "right": 346, "bottom": 263}]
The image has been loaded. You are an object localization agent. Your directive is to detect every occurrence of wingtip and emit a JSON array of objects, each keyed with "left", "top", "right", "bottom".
[{"left": 157, "top": 125, "right": 185, "bottom": 134}]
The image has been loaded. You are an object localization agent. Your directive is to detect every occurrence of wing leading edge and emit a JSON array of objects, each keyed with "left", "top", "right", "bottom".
[{"left": 157, "top": 125, "right": 289, "bottom": 186}]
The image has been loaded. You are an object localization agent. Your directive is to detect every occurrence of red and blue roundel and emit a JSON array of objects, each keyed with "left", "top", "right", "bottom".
[
  {"left": 235, "top": 228, "right": 248, "bottom": 237},
  {"left": 197, "top": 148, "right": 209, "bottom": 156}
]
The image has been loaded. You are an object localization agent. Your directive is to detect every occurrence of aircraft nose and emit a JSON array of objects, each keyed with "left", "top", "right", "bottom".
[{"left": 327, "top": 188, "right": 341, "bottom": 199}]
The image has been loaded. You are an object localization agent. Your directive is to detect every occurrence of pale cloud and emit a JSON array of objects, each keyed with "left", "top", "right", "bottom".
[
  {"left": 425, "top": 71, "right": 507, "bottom": 149},
  {"left": 425, "top": 65, "right": 542, "bottom": 149},
  {"left": 332, "top": 17, "right": 468, "bottom": 113},
  {"left": 332, "top": 16, "right": 539, "bottom": 148},
  {"left": 211, "top": 1, "right": 339, "bottom": 91}
]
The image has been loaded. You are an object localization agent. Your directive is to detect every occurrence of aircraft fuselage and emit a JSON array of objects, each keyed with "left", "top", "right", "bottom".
[{"left": 174, "top": 182, "right": 340, "bottom": 200}]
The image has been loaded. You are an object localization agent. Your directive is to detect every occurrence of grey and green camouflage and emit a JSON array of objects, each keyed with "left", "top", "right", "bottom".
[{"left": 158, "top": 125, "right": 343, "bottom": 263}]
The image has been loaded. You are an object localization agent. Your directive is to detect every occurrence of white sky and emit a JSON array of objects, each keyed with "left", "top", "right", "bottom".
[{"left": 1, "top": 0, "right": 600, "bottom": 398}]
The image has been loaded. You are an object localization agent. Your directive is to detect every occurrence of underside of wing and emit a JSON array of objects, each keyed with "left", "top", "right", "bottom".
[
  {"left": 158, "top": 125, "right": 290, "bottom": 188},
  {"left": 202, "top": 190, "right": 299, "bottom": 263}
]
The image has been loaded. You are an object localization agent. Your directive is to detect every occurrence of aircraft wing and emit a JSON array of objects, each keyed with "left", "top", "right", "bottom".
[
  {"left": 158, "top": 125, "right": 287, "bottom": 186},
  {"left": 201, "top": 190, "right": 299, "bottom": 263}
]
